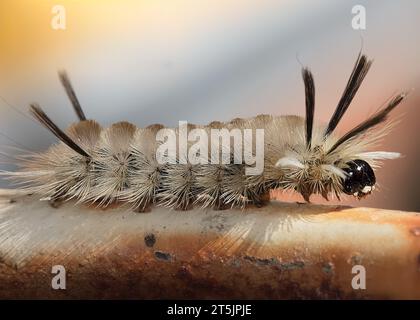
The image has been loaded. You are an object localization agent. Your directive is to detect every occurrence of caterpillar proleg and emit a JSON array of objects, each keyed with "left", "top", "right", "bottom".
[{"left": 1, "top": 53, "right": 407, "bottom": 211}]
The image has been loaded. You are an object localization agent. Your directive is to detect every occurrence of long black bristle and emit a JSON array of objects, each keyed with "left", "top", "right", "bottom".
[
  {"left": 302, "top": 68, "right": 315, "bottom": 148},
  {"left": 29, "top": 103, "right": 90, "bottom": 157},
  {"left": 327, "top": 93, "right": 406, "bottom": 154},
  {"left": 58, "top": 71, "right": 87, "bottom": 121},
  {"left": 324, "top": 53, "right": 373, "bottom": 137}
]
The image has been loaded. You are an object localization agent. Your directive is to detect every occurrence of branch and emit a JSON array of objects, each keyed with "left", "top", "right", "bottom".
[{"left": 0, "top": 189, "right": 419, "bottom": 299}]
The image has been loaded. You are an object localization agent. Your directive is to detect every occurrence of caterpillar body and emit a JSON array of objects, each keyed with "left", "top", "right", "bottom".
[{"left": 2, "top": 53, "right": 407, "bottom": 211}]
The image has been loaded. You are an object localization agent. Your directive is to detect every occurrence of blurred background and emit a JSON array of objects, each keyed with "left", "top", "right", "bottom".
[{"left": 0, "top": 0, "right": 418, "bottom": 211}]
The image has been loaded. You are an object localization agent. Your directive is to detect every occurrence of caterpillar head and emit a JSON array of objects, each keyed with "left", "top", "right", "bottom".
[
  {"left": 275, "top": 144, "right": 401, "bottom": 202},
  {"left": 341, "top": 159, "right": 375, "bottom": 198},
  {"left": 277, "top": 53, "right": 406, "bottom": 202}
]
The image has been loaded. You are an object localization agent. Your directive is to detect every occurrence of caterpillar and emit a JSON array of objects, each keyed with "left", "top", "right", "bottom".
[{"left": 1, "top": 52, "right": 407, "bottom": 211}]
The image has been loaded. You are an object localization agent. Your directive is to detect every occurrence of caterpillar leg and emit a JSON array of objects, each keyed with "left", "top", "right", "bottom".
[
  {"left": 253, "top": 192, "right": 270, "bottom": 208},
  {"left": 49, "top": 198, "right": 64, "bottom": 209}
]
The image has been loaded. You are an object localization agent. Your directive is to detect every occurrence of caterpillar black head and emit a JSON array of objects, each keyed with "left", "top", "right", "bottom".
[{"left": 342, "top": 159, "right": 376, "bottom": 199}]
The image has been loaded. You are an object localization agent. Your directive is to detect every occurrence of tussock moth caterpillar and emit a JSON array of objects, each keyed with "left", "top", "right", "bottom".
[{"left": 1, "top": 52, "right": 407, "bottom": 211}]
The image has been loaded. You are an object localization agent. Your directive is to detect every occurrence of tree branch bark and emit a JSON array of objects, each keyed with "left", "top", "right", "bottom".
[{"left": 0, "top": 189, "right": 419, "bottom": 299}]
